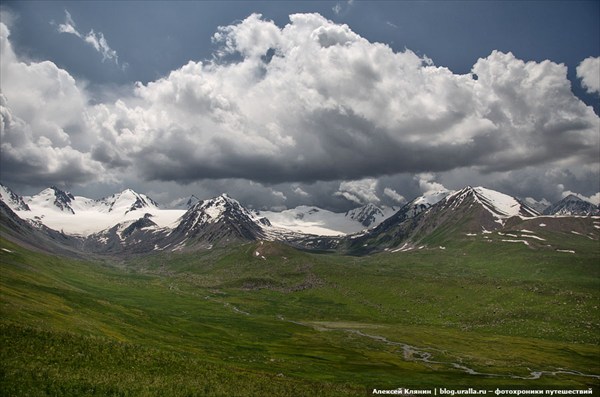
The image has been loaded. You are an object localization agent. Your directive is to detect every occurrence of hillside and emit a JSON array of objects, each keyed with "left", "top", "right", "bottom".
[
  {"left": 1, "top": 183, "right": 599, "bottom": 394},
  {"left": 1, "top": 228, "right": 599, "bottom": 395}
]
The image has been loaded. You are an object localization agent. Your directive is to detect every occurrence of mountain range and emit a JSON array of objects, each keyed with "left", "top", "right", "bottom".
[
  {"left": 542, "top": 194, "right": 600, "bottom": 216},
  {"left": 0, "top": 182, "right": 598, "bottom": 257}
]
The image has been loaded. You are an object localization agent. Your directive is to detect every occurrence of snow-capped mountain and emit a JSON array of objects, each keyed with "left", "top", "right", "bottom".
[
  {"left": 163, "top": 194, "right": 270, "bottom": 250},
  {"left": 399, "top": 189, "right": 451, "bottom": 219},
  {"left": 23, "top": 187, "right": 160, "bottom": 217},
  {"left": 408, "top": 186, "right": 539, "bottom": 235},
  {"left": 167, "top": 195, "right": 202, "bottom": 210},
  {"left": 344, "top": 203, "right": 396, "bottom": 227},
  {"left": 2, "top": 182, "right": 597, "bottom": 257},
  {"left": 83, "top": 213, "right": 168, "bottom": 255},
  {"left": 345, "top": 186, "right": 539, "bottom": 254},
  {"left": 356, "top": 189, "right": 451, "bottom": 238},
  {"left": 543, "top": 195, "right": 600, "bottom": 216},
  {"left": 12, "top": 187, "right": 183, "bottom": 236},
  {"left": 447, "top": 186, "right": 539, "bottom": 219},
  {"left": 176, "top": 194, "right": 256, "bottom": 228},
  {"left": 260, "top": 204, "right": 393, "bottom": 236},
  {"left": 25, "top": 186, "right": 76, "bottom": 214},
  {"left": 0, "top": 183, "right": 30, "bottom": 212},
  {"left": 260, "top": 207, "right": 348, "bottom": 236},
  {"left": 95, "top": 189, "right": 160, "bottom": 214}
]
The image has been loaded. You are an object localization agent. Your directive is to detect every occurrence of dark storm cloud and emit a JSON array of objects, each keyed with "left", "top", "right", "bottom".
[{"left": 91, "top": 144, "right": 131, "bottom": 169}]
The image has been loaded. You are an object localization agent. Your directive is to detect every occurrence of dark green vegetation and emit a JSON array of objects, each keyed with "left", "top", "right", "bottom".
[{"left": 1, "top": 226, "right": 599, "bottom": 396}]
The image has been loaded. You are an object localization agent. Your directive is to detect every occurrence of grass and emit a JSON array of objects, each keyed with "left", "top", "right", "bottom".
[
  {"left": 1, "top": 230, "right": 599, "bottom": 395},
  {"left": 0, "top": 322, "right": 362, "bottom": 396}
]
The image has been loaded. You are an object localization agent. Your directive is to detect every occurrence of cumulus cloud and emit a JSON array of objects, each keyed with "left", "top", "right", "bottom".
[
  {"left": 335, "top": 178, "right": 380, "bottom": 205},
  {"left": 589, "top": 193, "right": 600, "bottom": 206},
  {"left": 383, "top": 187, "right": 405, "bottom": 203},
  {"left": 561, "top": 190, "right": 600, "bottom": 205},
  {"left": 415, "top": 173, "right": 449, "bottom": 195},
  {"left": 0, "top": 22, "right": 105, "bottom": 186},
  {"left": 57, "top": 10, "right": 118, "bottom": 64},
  {"left": 293, "top": 185, "right": 310, "bottom": 197},
  {"left": 1, "top": 12, "right": 599, "bottom": 209},
  {"left": 85, "top": 13, "right": 598, "bottom": 187},
  {"left": 576, "top": 56, "right": 600, "bottom": 95}
]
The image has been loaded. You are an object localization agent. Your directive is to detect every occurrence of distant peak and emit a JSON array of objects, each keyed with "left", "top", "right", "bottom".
[
  {"left": 448, "top": 185, "right": 539, "bottom": 218},
  {"left": 188, "top": 193, "right": 241, "bottom": 211},
  {"left": 99, "top": 188, "right": 158, "bottom": 214},
  {"left": 215, "top": 193, "right": 239, "bottom": 204},
  {"left": 48, "top": 186, "right": 74, "bottom": 200},
  {"left": 31, "top": 186, "right": 75, "bottom": 213},
  {"left": 563, "top": 194, "right": 585, "bottom": 202},
  {"left": 185, "top": 195, "right": 201, "bottom": 208}
]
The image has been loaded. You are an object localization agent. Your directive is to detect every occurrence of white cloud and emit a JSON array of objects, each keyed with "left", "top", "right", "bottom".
[
  {"left": 383, "top": 187, "right": 405, "bottom": 203},
  {"left": 293, "top": 185, "right": 310, "bottom": 197},
  {"left": 1, "top": 13, "right": 598, "bottom": 207},
  {"left": 0, "top": 8, "right": 17, "bottom": 28},
  {"left": 271, "top": 189, "right": 287, "bottom": 201},
  {"left": 84, "top": 30, "right": 118, "bottom": 63},
  {"left": 90, "top": 14, "right": 597, "bottom": 186},
  {"left": 335, "top": 178, "right": 380, "bottom": 204},
  {"left": 56, "top": 10, "right": 118, "bottom": 64},
  {"left": 57, "top": 10, "right": 79, "bottom": 36},
  {"left": 561, "top": 190, "right": 600, "bottom": 205},
  {"left": 415, "top": 173, "right": 449, "bottom": 195},
  {"left": 576, "top": 56, "right": 600, "bottom": 95},
  {"left": 212, "top": 13, "right": 282, "bottom": 59},
  {"left": 0, "top": 22, "right": 105, "bottom": 186},
  {"left": 332, "top": 0, "right": 353, "bottom": 15}
]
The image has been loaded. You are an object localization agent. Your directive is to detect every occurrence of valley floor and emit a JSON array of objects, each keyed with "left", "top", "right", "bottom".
[{"left": 1, "top": 233, "right": 599, "bottom": 396}]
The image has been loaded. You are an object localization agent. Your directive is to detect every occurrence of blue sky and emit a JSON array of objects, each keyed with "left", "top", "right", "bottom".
[{"left": 1, "top": 1, "right": 599, "bottom": 209}]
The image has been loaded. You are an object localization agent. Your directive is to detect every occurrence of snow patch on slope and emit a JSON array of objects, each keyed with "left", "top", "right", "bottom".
[
  {"left": 445, "top": 186, "right": 538, "bottom": 219},
  {"left": 261, "top": 206, "right": 363, "bottom": 236},
  {"left": 17, "top": 188, "right": 184, "bottom": 236},
  {"left": 0, "top": 184, "right": 30, "bottom": 212},
  {"left": 473, "top": 187, "right": 524, "bottom": 217},
  {"left": 261, "top": 203, "right": 395, "bottom": 236}
]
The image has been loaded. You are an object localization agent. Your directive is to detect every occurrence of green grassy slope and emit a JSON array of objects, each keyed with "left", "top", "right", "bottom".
[{"left": 1, "top": 231, "right": 599, "bottom": 395}]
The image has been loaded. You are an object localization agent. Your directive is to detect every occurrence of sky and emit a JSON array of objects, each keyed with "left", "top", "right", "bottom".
[{"left": 0, "top": 1, "right": 599, "bottom": 211}]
